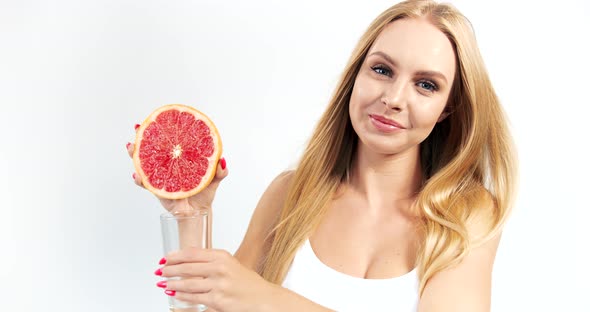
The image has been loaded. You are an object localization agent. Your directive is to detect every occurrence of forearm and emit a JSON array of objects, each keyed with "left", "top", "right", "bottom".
[{"left": 262, "top": 284, "right": 334, "bottom": 312}]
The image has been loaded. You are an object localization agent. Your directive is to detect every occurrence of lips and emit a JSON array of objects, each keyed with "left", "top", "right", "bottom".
[{"left": 369, "top": 114, "right": 406, "bottom": 129}]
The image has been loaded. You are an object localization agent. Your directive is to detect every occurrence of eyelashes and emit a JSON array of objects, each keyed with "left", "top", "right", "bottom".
[
  {"left": 370, "top": 64, "right": 439, "bottom": 93},
  {"left": 371, "top": 65, "right": 392, "bottom": 76},
  {"left": 417, "top": 80, "right": 438, "bottom": 92}
]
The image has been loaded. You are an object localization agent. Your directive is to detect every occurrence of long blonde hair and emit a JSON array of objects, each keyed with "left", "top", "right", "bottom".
[{"left": 260, "top": 0, "right": 517, "bottom": 296}]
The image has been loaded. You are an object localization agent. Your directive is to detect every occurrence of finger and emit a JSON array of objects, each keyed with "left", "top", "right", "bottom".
[
  {"left": 127, "top": 123, "right": 141, "bottom": 157},
  {"left": 165, "top": 276, "right": 213, "bottom": 294},
  {"left": 207, "top": 157, "right": 229, "bottom": 190},
  {"left": 161, "top": 262, "right": 215, "bottom": 278},
  {"left": 127, "top": 142, "right": 135, "bottom": 158},
  {"left": 132, "top": 172, "right": 145, "bottom": 189},
  {"left": 165, "top": 247, "right": 227, "bottom": 265},
  {"left": 217, "top": 157, "right": 228, "bottom": 179},
  {"left": 173, "top": 291, "right": 213, "bottom": 307}
]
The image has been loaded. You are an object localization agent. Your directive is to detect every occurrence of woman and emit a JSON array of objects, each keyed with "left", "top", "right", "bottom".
[{"left": 127, "top": 0, "right": 517, "bottom": 310}]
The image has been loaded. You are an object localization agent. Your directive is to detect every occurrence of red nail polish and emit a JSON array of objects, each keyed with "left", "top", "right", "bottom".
[
  {"left": 132, "top": 173, "right": 136, "bottom": 180},
  {"left": 126, "top": 142, "right": 131, "bottom": 149},
  {"left": 165, "top": 290, "right": 176, "bottom": 296},
  {"left": 135, "top": 124, "right": 140, "bottom": 130},
  {"left": 159, "top": 257, "right": 166, "bottom": 265},
  {"left": 156, "top": 281, "right": 167, "bottom": 288},
  {"left": 220, "top": 157, "right": 226, "bottom": 170},
  {"left": 154, "top": 268, "right": 162, "bottom": 276}
]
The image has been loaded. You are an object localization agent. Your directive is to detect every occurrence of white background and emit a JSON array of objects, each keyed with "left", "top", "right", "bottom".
[{"left": 1, "top": 0, "right": 588, "bottom": 311}]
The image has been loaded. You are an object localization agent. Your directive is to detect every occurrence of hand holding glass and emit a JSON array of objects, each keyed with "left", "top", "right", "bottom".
[{"left": 160, "top": 209, "right": 210, "bottom": 312}]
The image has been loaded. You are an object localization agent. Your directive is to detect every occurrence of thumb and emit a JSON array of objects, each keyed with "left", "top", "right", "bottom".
[{"left": 207, "top": 157, "right": 228, "bottom": 190}]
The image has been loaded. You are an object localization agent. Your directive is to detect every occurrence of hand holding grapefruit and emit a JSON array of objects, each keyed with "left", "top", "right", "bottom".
[{"left": 128, "top": 104, "right": 227, "bottom": 210}]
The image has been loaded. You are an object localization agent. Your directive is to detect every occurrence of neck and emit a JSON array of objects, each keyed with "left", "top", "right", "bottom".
[{"left": 348, "top": 143, "right": 423, "bottom": 210}]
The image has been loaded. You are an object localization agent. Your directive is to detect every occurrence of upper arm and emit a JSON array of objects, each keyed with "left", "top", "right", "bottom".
[
  {"left": 418, "top": 232, "right": 502, "bottom": 312},
  {"left": 418, "top": 199, "right": 503, "bottom": 312},
  {"left": 234, "top": 171, "right": 294, "bottom": 272}
]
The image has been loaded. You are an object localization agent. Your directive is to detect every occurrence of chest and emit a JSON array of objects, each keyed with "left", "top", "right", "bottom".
[{"left": 310, "top": 196, "right": 419, "bottom": 279}]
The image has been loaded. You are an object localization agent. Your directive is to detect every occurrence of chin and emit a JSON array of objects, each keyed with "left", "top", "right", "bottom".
[{"left": 357, "top": 137, "right": 405, "bottom": 155}]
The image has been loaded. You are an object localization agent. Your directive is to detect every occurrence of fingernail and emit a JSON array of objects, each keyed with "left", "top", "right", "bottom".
[
  {"left": 156, "top": 281, "right": 167, "bottom": 288},
  {"left": 135, "top": 124, "right": 140, "bottom": 130},
  {"left": 220, "top": 157, "right": 226, "bottom": 170},
  {"left": 165, "top": 290, "right": 176, "bottom": 296},
  {"left": 132, "top": 173, "right": 136, "bottom": 180},
  {"left": 154, "top": 268, "right": 162, "bottom": 276},
  {"left": 126, "top": 142, "right": 131, "bottom": 149},
  {"left": 159, "top": 257, "right": 166, "bottom": 265}
]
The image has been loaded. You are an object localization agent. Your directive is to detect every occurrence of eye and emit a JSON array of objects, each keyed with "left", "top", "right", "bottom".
[
  {"left": 371, "top": 65, "right": 392, "bottom": 77},
  {"left": 417, "top": 80, "right": 438, "bottom": 92}
]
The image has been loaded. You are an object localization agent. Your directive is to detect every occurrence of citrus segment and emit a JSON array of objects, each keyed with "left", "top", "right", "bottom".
[{"left": 133, "top": 104, "right": 222, "bottom": 199}]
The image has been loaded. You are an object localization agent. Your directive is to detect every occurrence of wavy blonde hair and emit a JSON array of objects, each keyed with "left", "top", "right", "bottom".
[{"left": 260, "top": 0, "right": 517, "bottom": 296}]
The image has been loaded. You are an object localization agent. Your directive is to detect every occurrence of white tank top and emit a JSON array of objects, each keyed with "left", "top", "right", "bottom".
[{"left": 282, "top": 239, "right": 419, "bottom": 311}]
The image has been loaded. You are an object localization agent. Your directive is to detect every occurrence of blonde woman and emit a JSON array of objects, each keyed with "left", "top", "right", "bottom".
[{"left": 127, "top": 0, "right": 517, "bottom": 310}]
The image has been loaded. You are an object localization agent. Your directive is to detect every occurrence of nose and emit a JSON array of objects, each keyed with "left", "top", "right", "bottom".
[{"left": 381, "top": 79, "right": 408, "bottom": 112}]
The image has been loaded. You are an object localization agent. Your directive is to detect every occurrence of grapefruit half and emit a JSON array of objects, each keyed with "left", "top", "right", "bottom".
[{"left": 133, "top": 104, "right": 222, "bottom": 199}]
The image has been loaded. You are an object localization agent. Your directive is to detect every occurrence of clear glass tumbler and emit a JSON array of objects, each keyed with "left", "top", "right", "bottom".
[{"left": 160, "top": 209, "right": 210, "bottom": 312}]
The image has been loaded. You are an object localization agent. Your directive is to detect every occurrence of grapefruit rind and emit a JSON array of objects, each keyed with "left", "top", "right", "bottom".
[{"left": 132, "top": 104, "right": 222, "bottom": 199}]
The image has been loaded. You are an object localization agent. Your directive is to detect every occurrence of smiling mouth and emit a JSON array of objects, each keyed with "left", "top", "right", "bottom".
[{"left": 369, "top": 114, "right": 406, "bottom": 129}]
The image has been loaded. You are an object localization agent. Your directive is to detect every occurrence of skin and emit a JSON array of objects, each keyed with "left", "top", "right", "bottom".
[
  {"left": 312, "top": 17, "right": 458, "bottom": 280},
  {"left": 128, "top": 18, "right": 501, "bottom": 312}
]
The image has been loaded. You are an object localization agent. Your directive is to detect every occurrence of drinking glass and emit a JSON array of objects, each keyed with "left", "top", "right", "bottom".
[{"left": 160, "top": 209, "right": 210, "bottom": 312}]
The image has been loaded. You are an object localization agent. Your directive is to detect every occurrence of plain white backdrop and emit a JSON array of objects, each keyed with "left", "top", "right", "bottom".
[{"left": 0, "top": 0, "right": 588, "bottom": 311}]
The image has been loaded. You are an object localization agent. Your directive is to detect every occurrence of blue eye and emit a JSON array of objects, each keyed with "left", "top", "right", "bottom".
[
  {"left": 417, "top": 80, "right": 438, "bottom": 92},
  {"left": 371, "top": 65, "right": 391, "bottom": 76}
]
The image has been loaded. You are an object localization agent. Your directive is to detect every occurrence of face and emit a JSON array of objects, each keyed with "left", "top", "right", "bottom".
[{"left": 349, "top": 18, "right": 456, "bottom": 156}]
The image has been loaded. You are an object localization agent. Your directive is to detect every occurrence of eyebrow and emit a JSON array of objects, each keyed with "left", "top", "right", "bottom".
[{"left": 368, "top": 51, "right": 449, "bottom": 84}]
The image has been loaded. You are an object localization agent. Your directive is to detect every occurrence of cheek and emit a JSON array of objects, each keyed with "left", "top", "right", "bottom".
[
  {"left": 349, "top": 84, "right": 365, "bottom": 111},
  {"left": 410, "top": 101, "right": 447, "bottom": 129},
  {"left": 350, "top": 76, "right": 380, "bottom": 111}
]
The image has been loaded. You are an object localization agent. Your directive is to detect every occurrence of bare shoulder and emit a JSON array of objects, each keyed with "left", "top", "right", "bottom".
[
  {"left": 418, "top": 189, "right": 504, "bottom": 312},
  {"left": 234, "top": 170, "right": 295, "bottom": 272}
]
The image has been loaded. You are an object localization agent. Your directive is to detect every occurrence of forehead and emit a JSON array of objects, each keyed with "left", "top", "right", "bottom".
[{"left": 369, "top": 18, "right": 456, "bottom": 78}]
